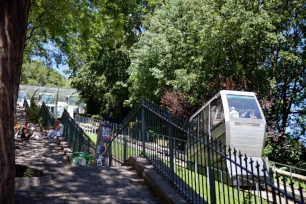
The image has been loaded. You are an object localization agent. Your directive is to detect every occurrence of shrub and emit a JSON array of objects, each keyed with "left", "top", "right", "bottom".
[{"left": 25, "top": 98, "right": 41, "bottom": 124}]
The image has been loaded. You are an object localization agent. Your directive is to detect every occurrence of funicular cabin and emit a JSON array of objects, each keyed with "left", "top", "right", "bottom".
[{"left": 187, "top": 90, "right": 268, "bottom": 186}]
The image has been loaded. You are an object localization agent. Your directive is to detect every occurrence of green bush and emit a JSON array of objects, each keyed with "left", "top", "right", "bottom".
[
  {"left": 24, "top": 167, "right": 33, "bottom": 177},
  {"left": 25, "top": 98, "right": 41, "bottom": 124},
  {"left": 91, "top": 114, "right": 102, "bottom": 120}
]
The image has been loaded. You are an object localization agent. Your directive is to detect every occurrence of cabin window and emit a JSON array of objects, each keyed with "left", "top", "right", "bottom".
[
  {"left": 190, "top": 105, "right": 209, "bottom": 137},
  {"left": 211, "top": 96, "right": 224, "bottom": 127},
  {"left": 226, "top": 94, "right": 262, "bottom": 119}
]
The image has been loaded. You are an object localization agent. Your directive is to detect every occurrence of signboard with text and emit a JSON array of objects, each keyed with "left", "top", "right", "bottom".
[{"left": 96, "top": 124, "right": 112, "bottom": 167}]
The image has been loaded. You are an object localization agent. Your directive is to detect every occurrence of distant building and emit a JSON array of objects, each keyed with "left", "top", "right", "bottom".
[{"left": 18, "top": 84, "right": 85, "bottom": 118}]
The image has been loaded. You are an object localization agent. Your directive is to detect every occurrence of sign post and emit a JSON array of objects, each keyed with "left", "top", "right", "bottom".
[{"left": 95, "top": 124, "right": 112, "bottom": 167}]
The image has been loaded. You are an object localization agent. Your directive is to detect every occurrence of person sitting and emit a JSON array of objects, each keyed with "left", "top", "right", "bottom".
[
  {"left": 250, "top": 112, "right": 257, "bottom": 119},
  {"left": 240, "top": 110, "right": 250, "bottom": 118},
  {"left": 21, "top": 122, "right": 34, "bottom": 139},
  {"left": 229, "top": 107, "right": 239, "bottom": 118},
  {"left": 14, "top": 119, "right": 22, "bottom": 138},
  {"left": 48, "top": 118, "right": 64, "bottom": 140}
]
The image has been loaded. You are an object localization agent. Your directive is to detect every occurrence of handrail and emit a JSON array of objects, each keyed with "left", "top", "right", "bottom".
[
  {"left": 40, "top": 102, "right": 55, "bottom": 129},
  {"left": 61, "top": 109, "right": 96, "bottom": 155},
  {"left": 270, "top": 160, "right": 306, "bottom": 173},
  {"left": 105, "top": 98, "right": 304, "bottom": 204}
]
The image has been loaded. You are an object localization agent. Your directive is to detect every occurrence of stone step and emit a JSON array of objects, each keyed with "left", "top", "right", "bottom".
[
  {"left": 60, "top": 141, "right": 68, "bottom": 146},
  {"left": 56, "top": 136, "right": 65, "bottom": 141},
  {"left": 52, "top": 146, "right": 63, "bottom": 151},
  {"left": 63, "top": 148, "right": 72, "bottom": 153},
  {"left": 63, "top": 155, "right": 70, "bottom": 163},
  {"left": 61, "top": 144, "right": 69, "bottom": 150},
  {"left": 66, "top": 152, "right": 73, "bottom": 158}
]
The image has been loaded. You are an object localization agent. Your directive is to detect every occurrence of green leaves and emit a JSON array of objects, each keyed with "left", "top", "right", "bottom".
[{"left": 20, "top": 61, "right": 66, "bottom": 87}]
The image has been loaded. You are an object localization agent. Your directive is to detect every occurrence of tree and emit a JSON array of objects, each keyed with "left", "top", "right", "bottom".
[
  {"left": 127, "top": 0, "right": 272, "bottom": 105},
  {"left": 20, "top": 60, "right": 66, "bottom": 87},
  {"left": 0, "top": 0, "right": 30, "bottom": 203},
  {"left": 128, "top": 0, "right": 306, "bottom": 168},
  {"left": 70, "top": 0, "right": 163, "bottom": 121},
  {"left": 263, "top": 0, "right": 306, "bottom": 141}
]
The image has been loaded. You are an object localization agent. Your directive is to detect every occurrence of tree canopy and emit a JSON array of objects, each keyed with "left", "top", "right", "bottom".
[
  {"left": 20, "top": 60, "right": 67, "bottom": 87},
  {"left": 24, "top": 0, "right": 306, "bottom": 166}
]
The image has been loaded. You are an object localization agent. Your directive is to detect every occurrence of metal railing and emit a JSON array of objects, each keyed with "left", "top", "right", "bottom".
[
  {"left": 75, "top": 115, "right": 121, "bottom": 141},
  {"left": 40, "top": 103, "right": 96, "bottom": 157},
  {"left": 40, "top": 102, "right": 55, "bottom": 129},
  {"left": 61, "top": 110, "right": 96, "bottom": 156},
  {"left": 24, "top": 98, "right": 30, "bottom": 109},
  {"left": 270, "top": 160, "right": 306, "bottom": 176},
  {"left": 75, "top": 115, "right": 121, "bottom": 129},
  {"left": 107, "top": 99, "right": 305, "bottom": 204}
]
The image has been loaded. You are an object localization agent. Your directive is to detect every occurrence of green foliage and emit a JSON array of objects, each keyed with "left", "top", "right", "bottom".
[
  {"left": 24, "top": 0, "right": 306, "bottom": 163},
  {"left": 25, "top": 98, "right": 41, "bottom": 124},
  {"left": 20, "top": 60, "right": 66, "bottom": 87},
  {"left": 91, "top": 115, "right": 101, "bottom": 120},
  {"left": 24, "top": 168, "right": 34, "bottom": 178},
  {"left": 127, "top": 0, "right": 273, "bottom": 105},
  {"left": 127, "top": 0, "right": 306, "bottom": 144},
  {"left": 264, "top": 136, "right": 306, "bottom": 169}
]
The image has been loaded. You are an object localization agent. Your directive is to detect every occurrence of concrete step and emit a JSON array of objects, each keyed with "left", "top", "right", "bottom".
[
  {"left": 61, "top": 144, "right": 69, "bottom": 150},
  {"left": 52, "top": 146, "right": 63, "bottom": 151},
  {"left": 60, "top": 141, "right": 68, "bottom": 146},
  {"left": 66, "top": 152, "right": 73, "bottom": 157},
  {"left": 57, "top": 136, "right": 65, "bottom": 141},
  {"left": 63, "top": 148, "right": 72, "bottom": 153}
]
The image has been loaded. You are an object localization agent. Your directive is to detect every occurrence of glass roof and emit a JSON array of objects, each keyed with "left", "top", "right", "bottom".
[{"left": 19, "top": 84, "right": 80, "bottom": 104}]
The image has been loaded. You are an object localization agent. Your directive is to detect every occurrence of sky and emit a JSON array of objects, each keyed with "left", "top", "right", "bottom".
[{"left": 31, "top": 42, "right": 70, "bottom": 78}]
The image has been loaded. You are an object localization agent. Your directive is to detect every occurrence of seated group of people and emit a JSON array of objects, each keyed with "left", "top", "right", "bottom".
[
  {"left": 14, "top": 118, "right": 64, "bottom": 140},
  {"left": 14, "top": 121, "right": 35, "bottom": 139}
]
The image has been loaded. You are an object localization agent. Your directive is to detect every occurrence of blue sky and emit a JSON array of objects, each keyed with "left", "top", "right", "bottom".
[{"left": 32, "top": 42, "right": 70, "bottom": 78}]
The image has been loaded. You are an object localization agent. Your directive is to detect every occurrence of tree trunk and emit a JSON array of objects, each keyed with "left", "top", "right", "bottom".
[{"left": 0, "top": 0, "right": 30, "bottom": 203}]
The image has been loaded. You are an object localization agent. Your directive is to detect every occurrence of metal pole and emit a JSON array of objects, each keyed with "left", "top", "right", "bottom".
[
  {"left": 256, "top": 182, "right": 261, "bottom": 204},
  {"left": 207, "top": 104, "right": 216, "bottom": 204},
  {"left": 124, "top": 128, "right": 127, "bottom": 162},
  {"left": 169, "top": 125, "right": 174, "bottom": 181},
  {"left": 141, "top": 105, "right": 146, "bottom": 155}
]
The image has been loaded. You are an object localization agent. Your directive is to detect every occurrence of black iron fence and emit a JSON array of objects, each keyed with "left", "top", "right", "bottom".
[
  {"left": 74, "top": 115, "right": 121, "bottom": 139},
  {"left": 61, "top": 110, "right": 96, "bottom": 156},
  {"left": 40, "top": 103, "right": 96, "bottom": 157},
  {"left": 108, "top": 99, "right": 305, "bottom": 204},
  {"left": 40, "top": 102, "right": 55, "bottom": 129},
  {"left": 24, "top": 98, "right": 30, "bottom": 110}
]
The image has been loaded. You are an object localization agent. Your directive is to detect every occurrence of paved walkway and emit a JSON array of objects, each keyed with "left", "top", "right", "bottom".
[{"left": 15, "top": 109, "right": 160, "bottom": 204}]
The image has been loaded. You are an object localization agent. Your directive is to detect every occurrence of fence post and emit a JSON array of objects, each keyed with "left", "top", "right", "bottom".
[
  {"left": 269, "top": 167, "right": 277, "bottom": 203},
  {"left": 141, "top": 103, "right": 146, "bottom": 155},
  {"left": 207, "top": 136, "right": 216, "bottom": 204},
  {"left": 169, "top": 124, "right": 174, "bottom": 182},
  {"left": 123, "top": 128, "right": 127, "bottom": 162},
  {"left": 108, "top": 142, "right": 112, "bottom": 166}
]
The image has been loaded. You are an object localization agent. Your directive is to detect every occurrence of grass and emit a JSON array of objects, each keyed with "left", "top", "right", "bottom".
[
  {"left": 80, "top": 131, "right": 298, "bottom": 203},
  {"left": 110, "top": 140, "right": 268, "bottom": 203},
  {"left": 80, "top": 131, "right": 276, "bottom": 203},
  {"left": 85, "top": 131, "right": 97, "bottom": 144},
  {"left": 278, "top": 175, "right": 306, "bottom": 190},
  {"left": 174, "top": 166, "right": 268, "bottom": 204}
]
